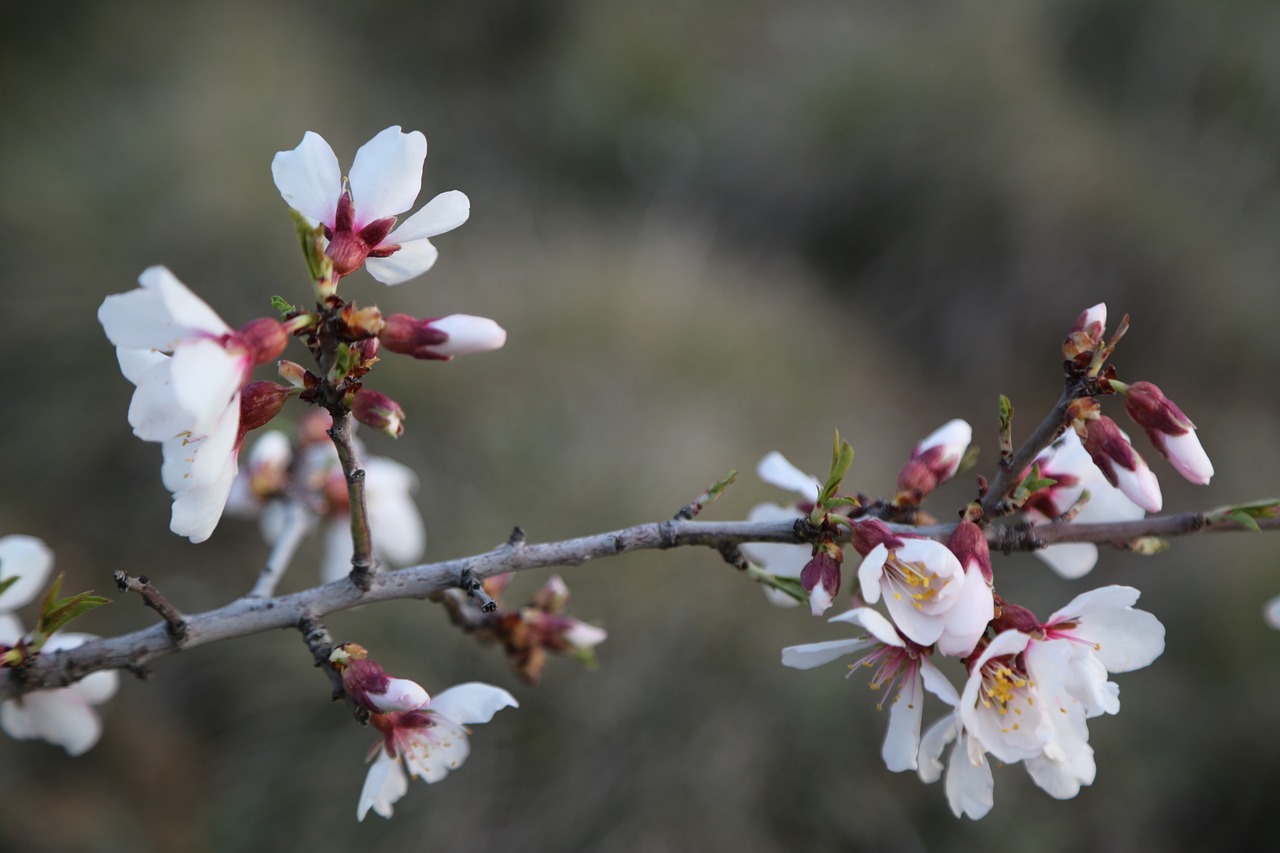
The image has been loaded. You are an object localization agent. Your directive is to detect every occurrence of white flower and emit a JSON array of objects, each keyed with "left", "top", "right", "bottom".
[
  {"left": 99, "top": 267, "right": 285, "bottom": 543},
  {"left": 318, "top": 454, "right": 426, "bottom": 583},
  {"left": 896, "top": 419, "right": 972, "bottom": 500},
  {"left": 1025, "top": 431, "right": 1146, "bottom": 579},
  {"left": 0, "top": 537, "right": 117, "bottom": 756},
  {"left": 740, "top": 452, "right": 822, "bottom": 608},
  {"left": 855, "top": 535, "right": 978, "bottom": 649},
  {"left": 782, "top": 607, "right": 958, "bottom": 772},
  {"left": 358, "top": 682, "right": 518, "bottom": 821},
  {"left": 272, "top": 126, "right": 470, "bottom": 285}
]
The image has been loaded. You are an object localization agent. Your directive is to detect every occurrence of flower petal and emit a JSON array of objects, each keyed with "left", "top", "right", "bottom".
[
  {"left": 357, "top": 750, "right": 408, "bottom": 821},
  {"left": 427, "top": 682, "right": 519, "bottom": 726},
  {"left": 882, "top": 669, "right": 924, "bottom": 772},
  {"left": 1, "top": 689, "right": 103, "bottom": 756},
  {"left": 780, "top": 638, "right": 872, "bottom": 670},
  {"left": 387, "top": 190, "right": 470, "bottom": 242},
  {"left": 169, "top": 340, "right": 246, "bottom": 433},
  {"left": 348, "top": 127, "right": 427, "bottom": 224},
  {"left": 272, "top": 131, "right": 342, "bottom": 227},
  {"left": 364, "top": 238, "right": 440, "bottom": 285},
  {"left": 756, "top": 451, "right": 821, "bottom": 500},
  {"left": 0, "top": 535, "right": 54, "bottom": 613}
]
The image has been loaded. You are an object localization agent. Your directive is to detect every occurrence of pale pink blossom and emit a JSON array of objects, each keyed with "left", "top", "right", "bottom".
[
  {"left": 1120, "top": 381, "right": 1213, "bottom": 485},
  {"left": 1078, "top": 416, "right": 1162, "bottom": 513},
  {"left": 783, "top": 607, "right": 958, "bottom": 772},
  {"left": 272, "top": 127, "right": 469, "bottom": 285},
  {"left": 358, "top": 682, "right": 518, "bottom": 821},
  {"left": 380, "top": 313, "right": 507, "bottom": 360},
  {"left": 896, "top": 419, "right": 972, "bottom": 500}
]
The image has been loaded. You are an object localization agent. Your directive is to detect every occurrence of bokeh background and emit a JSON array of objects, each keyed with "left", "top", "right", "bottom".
[{"left": 3, "top": 1, "right": 1280, "bottom": 850}]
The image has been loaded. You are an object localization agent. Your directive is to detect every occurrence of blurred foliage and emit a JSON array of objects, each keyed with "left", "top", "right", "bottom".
[{"left": 2, "top": 0, "right": 1280, "bottom": 850}]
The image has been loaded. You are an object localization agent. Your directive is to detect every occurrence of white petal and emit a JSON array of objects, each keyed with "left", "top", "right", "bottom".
[
  {"left": 1265, "top": 596, "right": 1280, "bottom": 630},
  {"left": 1, "top": 690, "right": 103, "bottom": 756},
  {"left": 425, "top": 315, "right": 507, "bottom": 357},
  {"left": 915, "top": 419, "right": 972, "bottom": 457},
  {"left": 945, "top": 734, "right": 995, "bottom": 820},
  {"left": 364, "top": 458, "right": 426, "bottom": 566},
  {"left": 358, "top": 751, "right": 408, "bottom": 821},
  {"left": 364, "top": 238, "right": 440, "bottom": 285},
  {"left": 370, "top": 677, "right": 430, "bottom": 713},
  {"left": 756, "top": 451, "right": 821, "bottom": 500},
  {"left": 403, "top": 716, "right": 471, "bottom": 784},
  {"left": 1069, "top": 608, "right": 1165, "bottom": 673},
  {"left": 1113, "top": 464, "right": 1162, "bottom": 513},
  {"left": 780, "top": 638, "right": 872, "bottom": 670},
  {"left": 829, "top": 607, "right": 904, "bottom": 648},
  {"left": 1162, "top": 430, "right": 1213, "bottom": 485},
  {"left": 1034, "top": 543, "right": 1099, "bottom": 580},
  {"left": 387, "top": 190, "right": 470, "bottom": 241},
  {"left": 321, "top": 520, "right": 354, "bottom": 584},
  {"left": 563, "top": 621, "right": 608, "bottom": 649},
  {"left": 123, "top": 354, "right": 198, "bottom": 442},
  {"left": 917, "top": 712, "right": 959, "bottom": 784},
  {"left": 741, "top": 504, "right": 809, "bottom": 578},
  {"left": 919, "top": 658, "right": 960, "bottom": 707},
  {"left": 882, "top": 670, "right": 924, "bottom": 772},
  {"left": 427, "top": 682, "right": 519, "bottom": 726},
  {"left": 856, "top": 545, "right": 889, "bottom": 604},
  {"left": 272, "top": 131, "right": 342, "bottom": 226},
  {"left": 0, "top": 615, "right": 22, "bottom": 644},
  {"left": 147, "top": 267, "right": 232, "bottom": 338},
  {"left": 761, "top": 587, "right": 802, "bottom": 608},
  {"left": 170, "top": 340, "right": 246, "bottom": 433},
  {"left": 0, "top": 535, "right": 54, "bottom": 613},
  {"left": 348, "top": 127, "right": 427, "bottom": 224},
  {"left": 936, "top": 565, "right": 994, "bottom": 657}
]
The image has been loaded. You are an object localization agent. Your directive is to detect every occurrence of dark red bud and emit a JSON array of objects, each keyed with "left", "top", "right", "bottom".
[
  {"left": 851, "top": 519, "right": 903, "bottom": 557},
  {"left": 380, "top": 313, "right": 450, "bottom": 359},
  {"left": 238, "top": 382, "right": 290, "bottom": 439},
  {"left": 237, "top": 318, "right": 289, "bottom": 365},
  {"left": 946, "top": 519, "right": 993, "bottom": 583},
  {"left": 1123, "top": 381, "right": 1193, "bottom": 437},
  {"left": 991, "top": 596, "right": 1041, "bottom": 635}
]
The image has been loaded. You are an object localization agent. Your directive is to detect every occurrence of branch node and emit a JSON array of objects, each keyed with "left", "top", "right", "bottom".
[
  {"left": 459, "top": 569, "right": 497, "bottom": 613},
  {"left": 507, "top": 526, "right": 527, "bottom": 548},
  {"left": 113, "top": 571, "right": 189, "bottom": 645}
]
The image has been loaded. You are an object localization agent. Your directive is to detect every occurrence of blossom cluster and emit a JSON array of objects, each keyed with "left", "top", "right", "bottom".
[{"left": 745, "top": 304, "right": 1213, "bottom": 818}]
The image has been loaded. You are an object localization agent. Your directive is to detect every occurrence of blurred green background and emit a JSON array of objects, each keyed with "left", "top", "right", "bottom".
[{"left": 3, "top": 0, "right": 1280, "bottom": 850}]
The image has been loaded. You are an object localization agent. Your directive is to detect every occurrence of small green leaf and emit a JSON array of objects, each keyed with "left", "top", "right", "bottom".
[
  {"left": 1207, "top": 499, "right": 1279, "bottom": 531},
  {"left": 817, "top": 431, "right": 855, "bottom": 507},
  {"left": 327, "top": 343, "right": 359, "bottom": 384},
  {"left": 31, "top": 573, "right": 110, "bottom": 651},
  {"left": 706, "top": 470, "right": 738, "bottom": 501},
  {"left": 746, "top": 566, "right": 806, "bottom": 604},
  {"left": 270, "top": 295, "right": 297, "bottom": 316},
  {"left": 0, "top": 576, "right": 18, "bottom": 598}
]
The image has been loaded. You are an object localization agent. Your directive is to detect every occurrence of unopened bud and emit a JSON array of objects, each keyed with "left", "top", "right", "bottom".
[
  {"left": 532, "top": 575, "right": 570, "bottom": 613},
  {"left": 896, "top": 419, "right": 972, "bottom": 502},
  {"left": 1078, "top": 415, "right": 1162, "bottom": 512},
  {"left": 380, "top": 313, "right": 507, "bottom": 360},
  {"left": 237, "top": 317, "right": 289, "bottom": 365},
  {"left": 351, "top": 389, "right": 405, "bottom": 438},
  {"left": 1063, "top": 302, "right": 1106, "bottom": 362},
  {"left": 947, "top": 519, "right": 993, "bottom": 584},
  {"left": 991, "top": 598, "right": 1041, "bottom": 635},
  {"left": 238, "top": 381, "right": 291, "bottom": 437},
  {"left": 340, "top": 303, "right": 386, "bottom": 338},
  {"left": 800, "top": 542, "right": 843, "bottom": 616},
  {"left": 277, "top": 359, "right": 316, "bottom": 388},
  {"left": 1120, "top": 381, "right": 1213, "bottom": 485},
  {"left": 851, "top": 519, "right": 903, "bottom": 557}
]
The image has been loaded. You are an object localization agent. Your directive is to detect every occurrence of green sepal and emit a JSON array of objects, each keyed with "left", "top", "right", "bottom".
[
  {"left": 291, "top": 210, "right": 332, "bottom": 283},
  {"left": 817, "top": 431, "right": 855, "bottom": 508},
  {"left": 1010, "top": 464, "right": 1056, "bottom": 507},
  {"left": 746, "top": 565, "right": 806, "bottom": 604},
  {"left": 327, "top": 342, "right": 360, "bottom": 385}
]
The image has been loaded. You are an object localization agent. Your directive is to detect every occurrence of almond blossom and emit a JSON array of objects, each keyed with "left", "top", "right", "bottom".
[
  {"left": 1024, "top": 430, "right": 1146, "bottom": 579},
  {"left": 358, "top": 682, "right": 518, "bottom": 821},
  {"left": 380, "top": 313, "right": 508, "bottom": 360},
  {"left": 1077, "top": 415, "right": 1162, "bottom": 513},
  {"left": 0, "top": 536, "right": 117, "bottom": 756},
  {"left": 782, "top": 607, "right": 958, "bottom": 772},
  {"left": 98, "top": 267, "right": 288, "bottom": 542},
  {"left": 739, "top": 452, "right": 822, "bottom": 609},
  {"left": 1117, "top": 380, "right": 1214, "bottom": 485},
  {"left": 896, "top": 419, "right": 972, "bottom": 502},
  {"left": 272, "top": 126, "right": 469, "bottom": 285}
]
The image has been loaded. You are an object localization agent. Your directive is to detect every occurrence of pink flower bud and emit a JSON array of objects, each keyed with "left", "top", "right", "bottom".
[
  {"left": 277, "top": 359, "right": 315, "bottom": 388},
  {"left": 800, "top": 545, "right": 843, "bottom": 616},
  {"left": 851, "top": 519, "right": 904, "bottom": 557},
  {"left": 1063, "top": 302, "right": 1106, "bottom": 361},
  {"left": 238, "top": 381, "right": 290, "bottom": 438},
  {"left": 896, "top": 419, "right": 972, "bottom": 502},
  {"left": 1121, "top": 381, "right": 1213, "bottom": 485},
  {"left": 329, "top": 643, "right": 430, "bottom": 713},
  {"left": 947, "top": 519, "right": 993, "bottom": 584},
  {"left": 532, "top": 575, "right": 570, "bottom": 613},
  {"left": 990, "top": 598, "right": 1041, "bottom": 637},
  {"left": 351, "top": 389, "right": 405, "bottom": 438},
  {"left": 1078, "top": 416, "right": 1162, "bottom": 512},
  {"left": 236, "top": 317, "right": 289, "bottom": 365},
  {"left": 380, "top": 313, "right": 506, "bottom": 360}
]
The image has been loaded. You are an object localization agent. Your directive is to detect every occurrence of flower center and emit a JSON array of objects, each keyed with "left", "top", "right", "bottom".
[{"left": 885, "top": 553, "right": 948, "bottom": 610}]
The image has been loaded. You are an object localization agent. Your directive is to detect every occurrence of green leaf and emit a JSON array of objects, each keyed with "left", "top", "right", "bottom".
[
  {"left": 327, "top": 343, "right": 359, "bottom": 385},
  {"left": 270, "top": 295, "right": 297, "bottom": 316},
  {"left": 817, "top": 431, "right": 855, "bottom": 507},
  {"left": 1207, "top": 499, "right": 1279, "bottom": 531},
  {"left": 0, "top": 576, "right": 18, "bottom": 598},
  {"left": 31, "top": 573, "right": 110, "bottom": 650},
  {"left": 745, "top": 565, "right": 806, "bottom": 603},
  {"left": 706, "top": 470, "right": 738, "bottom": 501}
]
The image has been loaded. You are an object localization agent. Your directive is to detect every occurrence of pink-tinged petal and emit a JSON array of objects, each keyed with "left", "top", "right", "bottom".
[
  {"left": 1, "top": 690, "right": 104, "bottom": 756},
  {"left": 1034, "top": 543, "right": 1099, "bottom": 580},
  {"left": 1112, "top": 462, "right": 1162, "bottom": 513},
  {"left": 829, "top": 607, "right": 904, "bottom": 648},
  {"left": 272, "top": 131, "right": 342, "bottom": 227},
  {"left": 1162, "top": 430, "right": 1213, "bottom": 484},
  {"left": 403, "top": 716, "right": 471, "bottom": 783},
  {"left": 387, "top": 190, "right": 470, "bottom": 242},
  {"left": 364, "top": 238, "right": 440, "bottom": 285},
  {"left": 427, "top": 682, "right": 519, "bottom": 726},
  {"left": 369, "top": 677, "right": 430, "bottom": 713},
  {"left": 756, "top": 452, "right": 821, "bottom": 500},
  {"left": 348, "top": 127, "right": 427, "bottom": 224},
  {"left": 0, "top": 535, "right": 54, "bottom": 613},
  {"left": 945, "top": 734, "right": 994, "bottom": 820},
  {"left": 358, "top": 751, "right": 408, "bottom": 821},
  {"left": 856, "top": 545, "right": 889, "bottom": 604},
  {"left": 780, "top": 638, "right": 873, "bottom": 670},
  {"left": 170, "top": 340, "right": 246, "bottom": 432},
  {"left": 423, "top": 315, "right": 507, "bottom": 357},
  {"left": 882, "top": 669, "right": 925, "bottom": 772}
]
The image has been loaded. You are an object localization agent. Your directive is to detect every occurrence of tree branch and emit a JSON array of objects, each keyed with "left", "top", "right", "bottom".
[{"left": 4, "top": 511, "right": 1275, "bottom": 700}]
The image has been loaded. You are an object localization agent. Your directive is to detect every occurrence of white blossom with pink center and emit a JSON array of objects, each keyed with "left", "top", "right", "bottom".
[{"left": 856, "top": 535, "right": 986, "bottom": 650}]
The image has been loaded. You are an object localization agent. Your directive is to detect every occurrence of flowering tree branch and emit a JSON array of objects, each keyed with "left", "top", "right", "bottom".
[{"left": 3, "top": 509, "right": 1273, "bottom": 701}]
